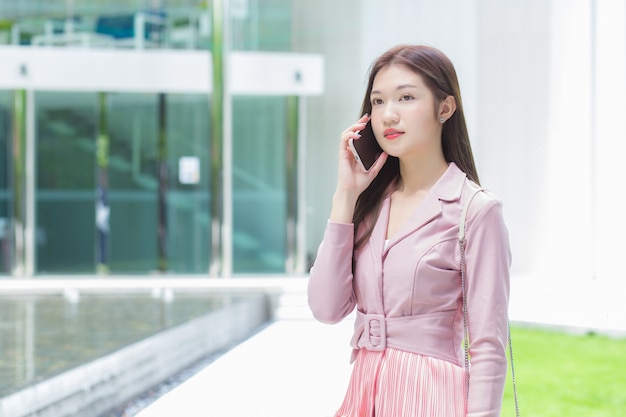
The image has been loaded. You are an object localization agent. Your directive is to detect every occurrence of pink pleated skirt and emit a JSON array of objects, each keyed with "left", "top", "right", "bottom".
[{"left": 335, "top": 347, "right": 466, "bottom": 417}]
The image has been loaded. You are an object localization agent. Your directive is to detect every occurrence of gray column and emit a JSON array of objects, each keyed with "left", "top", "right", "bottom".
[
  {"left": 157, "top": 93, "right": 168, "bottom": 272},
  {"left": 11, "top": 90, "right": 26, "bottom": 276},
  {"left": 285, "top": 95, "right": 299, "bottom": 274},
  {"left": 209, "top": 0, "right": 226, "bottom": 276},
  {"left": 11, "top": 89, "right": 35, "bottom": 277},
  {"left": 95, "top": 92, "right": 110, "bottom": 274},
  {"left": 25, "top": 90, "right": 35, "bottom": 276}
]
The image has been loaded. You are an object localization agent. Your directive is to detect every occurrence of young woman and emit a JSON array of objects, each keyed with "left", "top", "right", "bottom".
[{"left": 308, "top": 45, "right": 511, "bottom": 417}]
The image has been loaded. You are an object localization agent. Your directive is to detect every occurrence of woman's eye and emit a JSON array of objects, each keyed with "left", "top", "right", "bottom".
[
  {"left": 400, "top": 94, "right": 414, "bottom": 101},
  {"left": 371, "top": 98, "right": 383, "bottom": 105}
]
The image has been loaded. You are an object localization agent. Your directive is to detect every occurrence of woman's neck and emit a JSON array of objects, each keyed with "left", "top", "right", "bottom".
[{"left": 396, "top": 154, "right": 448, "bottom": 195}]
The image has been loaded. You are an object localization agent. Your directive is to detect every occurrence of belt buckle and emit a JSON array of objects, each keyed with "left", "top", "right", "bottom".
[{"left": 363, "top": 313, "right": 386, "bottom": 351}]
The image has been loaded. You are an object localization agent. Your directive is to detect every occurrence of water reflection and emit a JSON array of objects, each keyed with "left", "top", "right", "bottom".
[{"left": 0, "top": 292, "right": 237, "bottom": 397}]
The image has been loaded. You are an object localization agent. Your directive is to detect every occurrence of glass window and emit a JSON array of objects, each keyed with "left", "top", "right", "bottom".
[
  {"left": 1, "top": 1, "right": 214, "bottom": 51},
  {"left": 230, "top": 0, "right": 292, "bottom": 51},
  {"left": 232, "top": 96, "right": 287, "bottom": 273},
  {"left": 36, "top": 92, "right": 98, "bottom": 273}
]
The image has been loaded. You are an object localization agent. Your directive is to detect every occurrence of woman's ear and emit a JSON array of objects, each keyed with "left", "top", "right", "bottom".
[{"left": 438, "top": 96, "right": 457, "bottom": 121}]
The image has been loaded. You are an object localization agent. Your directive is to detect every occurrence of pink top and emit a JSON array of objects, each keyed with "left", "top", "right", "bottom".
[{"left": 308, "top": 163, "right": 512, "bottom": 417}]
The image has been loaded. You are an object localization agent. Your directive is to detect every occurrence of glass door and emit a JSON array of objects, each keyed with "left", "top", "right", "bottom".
[
  {"left": 34, "top": 91, "right": 212, "bottom": 274},
  {"left": 36, "top": 92, "right": 98, "bottom": 273},
  {"left": 163, "top": 94, "right": 211, "bottom": 273},
  {"left": 106, "top": 92, "right": 159, "bottom": 273},
  {"left": 106, "top": 92, "right": 211, "bottom": 273},
  {"left": 232, "top": 96, "right": 287, "bottom": 273}
]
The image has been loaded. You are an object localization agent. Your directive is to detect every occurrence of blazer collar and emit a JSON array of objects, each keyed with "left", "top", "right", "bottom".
[
  {"left": 373, "top": 162, "right": 467, "bottom": 252},
  {"left": 431, "top": 162, "right": 467, "bottom": 202}
]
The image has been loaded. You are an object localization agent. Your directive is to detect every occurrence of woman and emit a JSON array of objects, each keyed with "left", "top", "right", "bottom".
[{"left": 308, "top": 45, "right": 511, "bottom": 417}]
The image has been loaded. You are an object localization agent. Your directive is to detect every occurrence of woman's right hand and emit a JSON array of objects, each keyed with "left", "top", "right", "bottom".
[{"left": 330, "top": 114, "right": 388, "bottom": 223}]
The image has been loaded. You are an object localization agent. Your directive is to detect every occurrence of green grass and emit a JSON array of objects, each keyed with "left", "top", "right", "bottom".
[{"left": 501, "top": 327, "right": 626, "bottom": 417}]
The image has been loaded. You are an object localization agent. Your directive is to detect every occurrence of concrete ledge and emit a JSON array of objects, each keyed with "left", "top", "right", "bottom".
[
  {"left": 0, "top": 276, "right": 309, "bottom": 296},
  {"left": 0, "top": 295, "right": 271, "bottom": 417}
]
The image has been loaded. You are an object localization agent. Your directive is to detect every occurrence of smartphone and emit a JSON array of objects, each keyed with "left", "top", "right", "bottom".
[{"left": 349, "top": 121, "right": 383, "bottom": 172}]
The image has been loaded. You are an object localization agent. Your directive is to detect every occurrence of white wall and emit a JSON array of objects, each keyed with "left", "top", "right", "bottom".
[
  {"left": 533, "top": 0, "right": 594, "bottom": 281},
  {"left": 291, "top": 0, "right": 364, "bottom": 266},
  {"left": 358, "top": 0, "right": 479, "bottom": 138},
  {"left": 593, "top": 0, "right": 626, "bottom": 282},
  {"left": 297, "top": 0, "right": 626, "bottom": 283}
]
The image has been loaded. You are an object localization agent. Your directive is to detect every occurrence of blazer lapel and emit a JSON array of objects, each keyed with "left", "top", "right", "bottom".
[
  {"left": 384, "top": 163, "right": 466, "bottom": 253},
  {"left": 385, "top": 192, "right": 441, "bottom": 253}
]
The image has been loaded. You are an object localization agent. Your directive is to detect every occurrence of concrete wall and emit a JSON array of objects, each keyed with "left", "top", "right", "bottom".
[
  {"left": 297, "top": 0, "right": 626, "bottom": 284},
  {"left": 291, "top": 0, "right": 364, "bottom": 268},
  {"left": 0, "top": 295, "right": 270, "bottom": 417}
]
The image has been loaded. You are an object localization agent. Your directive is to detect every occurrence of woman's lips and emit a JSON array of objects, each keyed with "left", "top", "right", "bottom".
[{"left": 384, "top": 129, "right": 403, "bottom": 139}]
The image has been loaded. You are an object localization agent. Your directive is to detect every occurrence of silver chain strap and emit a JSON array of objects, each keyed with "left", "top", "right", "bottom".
[
  {"left": 459, "top": 189, "right": 520, "bottom": 417},
  {"left": 460, "top": 238, "right": 471, "bottom": 402},
  {"left": 507, "top": 318, "right": 521, "bottom": 417}
]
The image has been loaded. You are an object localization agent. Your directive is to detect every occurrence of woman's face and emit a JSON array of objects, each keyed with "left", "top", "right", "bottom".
[{"left": 369, "top": 64, "right": 442, "bottom": 161}]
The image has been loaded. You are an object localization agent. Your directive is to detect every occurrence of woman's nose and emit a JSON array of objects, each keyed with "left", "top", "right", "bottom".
[{"left": 381, "top": 104, "right": 399, "bottom": 125}]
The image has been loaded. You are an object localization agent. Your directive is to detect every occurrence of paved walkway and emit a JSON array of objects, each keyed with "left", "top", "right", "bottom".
[
  {"left": 134, "top": 276, "right": 626, "bottom": 417},
  {"left": 135, "top": 314, "right": 355, "bottom": 417}
]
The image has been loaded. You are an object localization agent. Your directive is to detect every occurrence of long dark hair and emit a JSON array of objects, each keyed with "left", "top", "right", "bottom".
[{"left": 353, "top": 45, "right": 480, "bottom": 249}]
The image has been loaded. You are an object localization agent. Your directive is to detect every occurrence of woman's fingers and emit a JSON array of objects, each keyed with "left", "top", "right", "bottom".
[
  {"left": 339, "top": 115, "right": 369, "bottom": 151},
  {"left": 352, "top": 114, "right": 369, "bottom": 133}
]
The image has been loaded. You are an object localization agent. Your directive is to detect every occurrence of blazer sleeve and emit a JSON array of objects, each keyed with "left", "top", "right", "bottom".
[
  {"left": 464, "top": 197, "right": 512, "bottom": 417},
  {"left": 307, "top": 221, "right": 357, "bottom": 324}
]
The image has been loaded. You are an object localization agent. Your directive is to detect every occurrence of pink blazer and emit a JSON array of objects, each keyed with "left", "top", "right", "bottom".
[{"left": 308, "top": 163, "right": 512, "bottom": 417}]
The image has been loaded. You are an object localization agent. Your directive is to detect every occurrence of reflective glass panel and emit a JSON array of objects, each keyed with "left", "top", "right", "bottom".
[
  {"left": 107, "top": 93, "right": 211, "bottom": 273},
  {"left": 0, "top": 1, "right": 213, "bottom": 51},
  {"left": 230, "top": 0, "right": 292, "bottom": 51},
  {"left": 106, "top": 93, "right": 159, "bottom": 272},
  {"left": 36, "top": 92, "right": 98, "bottom": 273},
  {"left": 35, "top": 91, "right": 211, "bottom": 274},
  {"left": 163, "top": 94, "right": 211, "bottom": 273},
  {"left": 232, "top": 96, "right": 286, "bottom": 273}
]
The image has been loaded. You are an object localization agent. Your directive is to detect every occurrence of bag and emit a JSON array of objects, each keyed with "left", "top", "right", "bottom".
[{"left": 459, "top": 188, "right": 520, "bottom": 416}]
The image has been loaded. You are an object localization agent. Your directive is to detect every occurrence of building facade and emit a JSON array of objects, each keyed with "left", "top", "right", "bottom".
[
  {"left": 1, "top": 0, "right": 323, "bottom": 276},
  {"left": 1, "top": 0, "right": 625, "bottom": 283}
]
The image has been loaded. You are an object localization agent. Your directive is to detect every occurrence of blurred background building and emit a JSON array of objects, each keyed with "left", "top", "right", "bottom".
[{"left": 0, "top": 0, "right": 625, "bottom": 285}]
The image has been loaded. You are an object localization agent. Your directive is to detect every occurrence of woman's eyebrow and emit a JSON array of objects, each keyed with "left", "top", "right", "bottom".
[{"left": 371, "top": 84, "right": 418, "bottom": 95}]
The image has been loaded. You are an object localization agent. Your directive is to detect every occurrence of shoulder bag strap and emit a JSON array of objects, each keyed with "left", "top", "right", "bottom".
[{"left": 459, "top": 188, "right": 520, "bottom": 417}]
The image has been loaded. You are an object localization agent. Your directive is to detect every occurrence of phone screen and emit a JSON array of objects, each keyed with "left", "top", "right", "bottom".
[{"left": 349, "top": 121, "right": 383, "bottom": 172}]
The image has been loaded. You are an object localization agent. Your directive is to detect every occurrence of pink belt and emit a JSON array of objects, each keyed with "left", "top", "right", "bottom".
[{"left": 349, "top": 309, "right": 463, "bottom": 365}]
